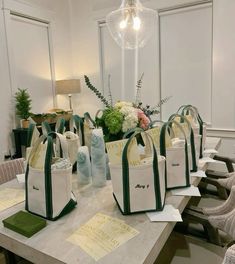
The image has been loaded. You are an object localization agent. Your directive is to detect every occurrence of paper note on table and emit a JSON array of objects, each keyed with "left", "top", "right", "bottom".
[
  {"left": 67, "top": 213, "right": 139, "bottom": 261},
  {"left": 146, "top": 205, "right": 182, "bottom": 222},
  {"left": 203, "top": 149, "right": 218, "bottom": 154},
  {"left": 16, "top": 173, "right": 25, "bottom": 183},
  {"left": 190, "top": 170, "right": 207, "bottom": 178},
  {"left": 171, "top": 185, "right": 201, "bottom": 197},
  {"left": 0, "top": 188, "right": 25, "bottom": 212},
  {"left": 200, "top": 157, "right": 217, "bottom": 163}
]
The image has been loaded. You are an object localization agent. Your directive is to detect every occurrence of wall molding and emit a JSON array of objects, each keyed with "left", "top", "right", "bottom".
[
  {"left": 207, "top": 128, "right": 235, "bottom": 139},
  {"left": 2, "top": 0, "right": 56, "bottom": 108}
]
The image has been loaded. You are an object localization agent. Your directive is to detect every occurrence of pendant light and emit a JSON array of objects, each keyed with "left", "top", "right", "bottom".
[{"left": 106, "top": 0, "right": 157, "bottom": 50}]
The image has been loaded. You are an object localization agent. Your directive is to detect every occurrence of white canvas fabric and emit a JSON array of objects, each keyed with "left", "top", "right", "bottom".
[
  {"left": 160, "top": 121, "right": 190, "bottom": 190},
  {"left": 168, "top": 115, "right": 198, "bottom": 173},
  {"left": 109, "top": 131, "right": 166, "bottom": 214},
  {"left": 64, "top": 131, "right": 80, "bottom": 165},
  {"left": 26, "top": 132, "right": 76, "bottom": 220}
]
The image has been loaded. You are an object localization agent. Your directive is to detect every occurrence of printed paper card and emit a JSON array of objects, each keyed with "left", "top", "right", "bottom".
[
  {"left": 0, "top": 188, "right": 25, "bottom": 212},
  {"left": 67, "top": 213, "right": 139, "bottom": 261},
  {"left": 203, "top": 149, "right": 218, "bottom": 154},
  {"left": 171, "top": 185, "right": 201, "bottom": 197},
  {"left": 16, "top": 173, "right": 25, "bottom": 183},
  {"left": 106, "top": 137, "right": 140, "bottom": 166},
  {"left": 190, "top": 170, "right": 207, "bottom": 178},
  {"left": 146, "top": 205, "right": 182, "bottom": 222}
]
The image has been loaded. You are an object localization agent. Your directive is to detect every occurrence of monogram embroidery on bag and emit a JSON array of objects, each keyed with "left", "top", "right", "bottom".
[
  {"left": 172, "top": 163, "right": 180, "bottom": 167},
  {"left": 33, "top": 185, "right": 39, "bottom": 191},
  {"left": 135, "top": 184, "right": 150, "bottom": 189}
]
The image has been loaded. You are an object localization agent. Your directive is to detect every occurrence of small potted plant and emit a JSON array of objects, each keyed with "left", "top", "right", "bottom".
[{"left": 15, "top": 88, "right": 32, "bottom": 128}]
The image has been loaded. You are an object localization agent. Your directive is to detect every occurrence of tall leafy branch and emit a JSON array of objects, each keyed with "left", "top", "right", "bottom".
[
  {"left": 84, "top": 75, "right": 111, "bottom": 108},
  {"left": 135, "top": 72, "right": 144, "bottom": 105}
]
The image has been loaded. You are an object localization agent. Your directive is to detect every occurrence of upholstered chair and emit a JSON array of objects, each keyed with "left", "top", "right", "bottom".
[
  {"left": 0, "top": 158, "right": 24, "bottom": 185},
  {"left": 222, "top": 244, "right": 235, "bottom": 264}
]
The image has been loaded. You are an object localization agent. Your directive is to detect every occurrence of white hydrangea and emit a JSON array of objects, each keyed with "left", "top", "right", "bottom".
[
  {"left": 115, "top": 101, "right": 133, "bottom": 109},
  {"left": 122, "top": 113, "right": 138, "bottom": 132},
  {"left": 119, "top": 106, "right": 136, "bottom": 116}
]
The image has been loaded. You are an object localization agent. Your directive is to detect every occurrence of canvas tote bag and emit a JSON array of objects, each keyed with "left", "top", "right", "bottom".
[
  {"left": 178, "top": 105, "right": 206, "bottom": 158},
  {"left": 25, "top": 132, "right": 77, "bottom": 220},
  {"left": 109, "top": 129, "right": 166, "bottom": 215},
  {"left": 168, "top": 114, "right": 198, "bottom": 172},
  {"left": 160, "top": 121, "right": 190, "bottom": 190}
]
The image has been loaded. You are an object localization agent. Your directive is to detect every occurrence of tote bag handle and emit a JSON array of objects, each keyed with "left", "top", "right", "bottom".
[
  {"left": 74, "top": 115, "right": 85, "bottom": 146},
  {"left": 179, "top": 105, "right": 205, "bottom": 158},
  {"left": 168, "top": 114, "right": 197, "bottom": 172}
]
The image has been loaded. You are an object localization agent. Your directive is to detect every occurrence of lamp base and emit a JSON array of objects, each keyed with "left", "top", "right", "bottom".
[{"left": 68, "top": 94, "right": 73, "bottom": 112}]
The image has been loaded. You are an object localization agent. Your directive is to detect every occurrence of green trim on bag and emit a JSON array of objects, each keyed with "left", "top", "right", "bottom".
[
  {"left": 52, "top": 196, "right": 77, "bottom": 221},
  {"left": 122, "top": 129, "right": 163, "bottom": 214},
  {"left": 74, "top": 115, "right": 85, "bottom": 146},
  {"left": 45, "top": 135, "right": 53, "bottom": 219},
  {"left": 179, "top": 105, "right": 205, "bottom": 158},
  {"left": 168, "top": 114, "right": 197, "bottom": 172},
  {"left": 56, "top": 118, "right": 65, "bottom": 134},
  {"left": 25, "top": 164, "right": 29, "bottom": 211},
  {"left": 26, "top": 123, "right": 35, "bottom": 147},
  {"left": 41, "top": 121, "right": 52, "bottom": 135},
  {"left": 84, "top": 112, "right": 96, "bottom": 127},
  {"left": 113, "top": 193, "right": 165, "bottom": 215},
  {"left": 160, "top": 121, "right": 190, "bottom": 190}
]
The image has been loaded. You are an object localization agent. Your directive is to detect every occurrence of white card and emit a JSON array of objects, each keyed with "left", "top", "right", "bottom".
[
  {"left": 203, "top": 149, "right": 218, "bottom": 154},
  {"left": 190, "top": 170, "right": 207, "bottom": 178},
  {"left": 199, "top": 158, "right": 216, "bottom": 169},
  {"left": 146, "top": 205, "right": 182, "bottom": 222},
  {"left": 16, "top": 173, "right": 25, "bottom": 183},
  {"left": 171, "top": 185, "right": 201, "bottom": 197}
]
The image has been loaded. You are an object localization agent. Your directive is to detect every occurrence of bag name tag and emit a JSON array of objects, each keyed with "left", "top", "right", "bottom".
[{"left": 172, "top": 163, "right": 180, "bottom": 167}]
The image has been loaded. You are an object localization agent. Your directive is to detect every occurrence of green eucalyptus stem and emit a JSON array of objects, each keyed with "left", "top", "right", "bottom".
[
  {"left": 84, "top": 75, "right": 111, "bottom": 108},
  {"left": 135, "top": 72, "right": 144, "bottom": 105}
]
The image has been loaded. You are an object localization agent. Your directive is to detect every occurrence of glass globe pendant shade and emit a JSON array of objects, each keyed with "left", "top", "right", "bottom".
[{"left": 106, "top": 0, "right": 157, "bottom": 49}]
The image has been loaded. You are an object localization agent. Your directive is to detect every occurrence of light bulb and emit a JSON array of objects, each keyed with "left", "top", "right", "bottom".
[
  {"left": 106, "top": 0, "right": 157, "bottom": 49},
  {"left": 133, "top": 16, "right": 141, "bottom": 30},
  {"left": 119, "top": 19, "right": 127, "bottom": 29}
]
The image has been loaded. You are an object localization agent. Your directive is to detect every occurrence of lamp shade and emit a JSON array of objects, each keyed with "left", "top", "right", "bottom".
[
  {"left": 106, "top": 0, "right": 157, "bottom": 49},
  {"left": 55, "top": 79, "right": 81, "bottom": 95}
]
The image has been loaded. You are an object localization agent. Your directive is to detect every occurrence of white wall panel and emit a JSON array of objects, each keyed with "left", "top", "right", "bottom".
[
  {"left": 212, "top": 0, "right": 235, "bottom": 130},
  {"left": 160, "top": 4, "right": 212, "bottom": 122},
  {"left": 9, "top": 15, "right": 54, "bottom": 113}
]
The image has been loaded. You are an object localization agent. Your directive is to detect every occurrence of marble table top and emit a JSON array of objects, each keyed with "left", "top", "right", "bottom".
[{"left": 0, "top": 137, "right": 221, "bottom": 264}]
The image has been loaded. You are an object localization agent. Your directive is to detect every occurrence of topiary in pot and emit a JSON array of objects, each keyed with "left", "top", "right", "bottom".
[{"left": 15, "top": 88, "right": 32, "bottom": 128}]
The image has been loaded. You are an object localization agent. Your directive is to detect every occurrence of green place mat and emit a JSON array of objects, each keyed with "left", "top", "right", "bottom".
[{"left": 2, "top": 211, "right": 46, "bottom": 238}]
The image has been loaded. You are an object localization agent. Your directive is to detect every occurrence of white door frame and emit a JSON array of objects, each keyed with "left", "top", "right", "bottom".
[
  {"left": 157, "top": 0, "right": 213, "bottom": 122},
  {"left": 2, "top": 0, "right": 56, "bottom": 107}
]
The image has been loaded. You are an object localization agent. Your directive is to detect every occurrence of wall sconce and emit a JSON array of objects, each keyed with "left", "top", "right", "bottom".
[{"left": 55, "top": 79, "right": 81, "bottom": 112}]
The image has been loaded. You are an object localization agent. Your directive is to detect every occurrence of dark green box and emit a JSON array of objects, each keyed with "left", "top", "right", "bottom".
[{"left": 2, "top": 211, "right": 46, "bottom": 238}]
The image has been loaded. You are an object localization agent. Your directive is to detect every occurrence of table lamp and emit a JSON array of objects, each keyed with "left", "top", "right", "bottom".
[{"left": 55, "top": 79, "right": 81, "bottom": 111}]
